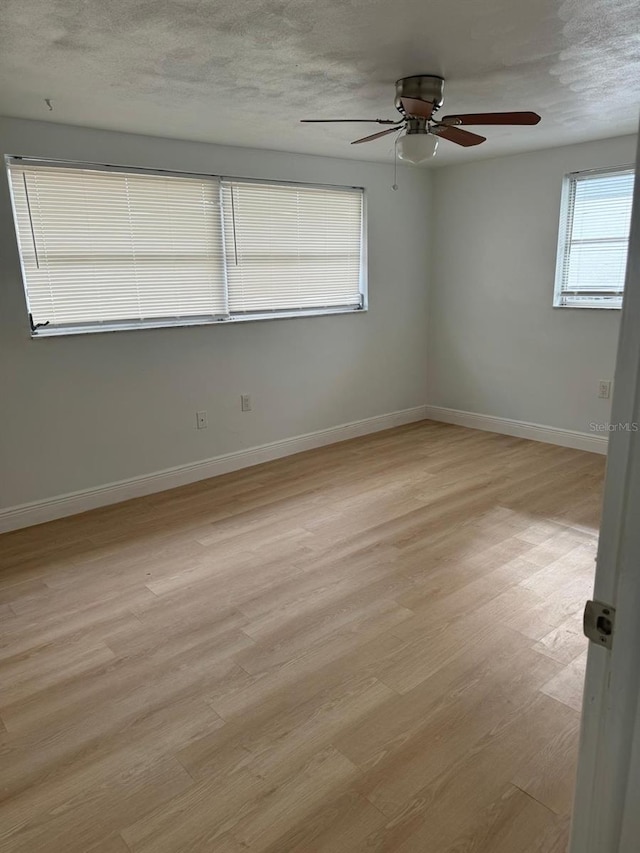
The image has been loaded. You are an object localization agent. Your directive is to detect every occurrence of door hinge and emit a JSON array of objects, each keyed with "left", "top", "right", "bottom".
[{"left": 583, "top": 599, "right": 616, "bottom": 650}]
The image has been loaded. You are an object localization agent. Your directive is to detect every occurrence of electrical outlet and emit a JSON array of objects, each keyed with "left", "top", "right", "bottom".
[
  {"left": 598, "top": 381, "right": 612, "bottom": 400},
  {"left": 196, "top": 410, "right": 207, "bottom": 429},
  {"left": 241, "top": 394, "right": 252, "bottom": 412}
]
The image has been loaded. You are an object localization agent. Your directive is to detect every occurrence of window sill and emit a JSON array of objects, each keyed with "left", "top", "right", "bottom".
[
  {"left": 29, "top": 305, "right": 367, "bottom": 338},
  {"left": 553, "top": 302, "right": 622, "bottom": 311}
]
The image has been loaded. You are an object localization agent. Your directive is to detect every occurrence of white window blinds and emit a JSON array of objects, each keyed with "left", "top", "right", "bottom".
[
  {"left": 221, "top": 180, "right": 363, "bottom": 314},
  {"left": 7, "top": 159, "right": 365, "bottom": 335},
  {"left": 8, "top": 162, "right": 227, "bottom": 330},
  {"left": 554, "top": 167, "right": 635, "bottom": 309}
]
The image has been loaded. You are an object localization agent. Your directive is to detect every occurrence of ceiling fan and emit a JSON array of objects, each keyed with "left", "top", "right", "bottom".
[{"left": 301, "top": 75, "right": 541, "bottom": 163}]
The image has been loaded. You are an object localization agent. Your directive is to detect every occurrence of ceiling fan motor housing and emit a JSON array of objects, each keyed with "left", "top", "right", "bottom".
[
  {"left": 405, "top": 117, "right": 428, "bottom": 136},
  {"left": 395, "top": 75, "right": 444, "bottom": 116}
]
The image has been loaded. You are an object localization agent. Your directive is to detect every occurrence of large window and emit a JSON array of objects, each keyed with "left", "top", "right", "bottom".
[
  {"left": 6, "top": 158, "right": 365, "bottom": 336},
  {"left": 554, "top": 166, "right": 635, "bottom": 309}
]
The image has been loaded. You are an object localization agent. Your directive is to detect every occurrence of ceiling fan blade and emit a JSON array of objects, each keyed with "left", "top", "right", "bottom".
[
  {"left": 440, "top": 111, "right": 541, "bottom": 126},
  {"left": 400, "top": 97, "right": 434, "bottom": 120},
  {"left": 434, "top": 126, "right": 486, "bottom": 147},
  {"left": 351, "top": 126, "right": 402, "bottom": 145},
  {"left": 300, "top": 118, "right": 400, "bottom": 125}
]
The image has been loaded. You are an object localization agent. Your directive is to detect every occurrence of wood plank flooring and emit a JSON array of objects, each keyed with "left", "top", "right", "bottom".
[{"left": 0, "top": 421, "right": 604, "bottom": 852}]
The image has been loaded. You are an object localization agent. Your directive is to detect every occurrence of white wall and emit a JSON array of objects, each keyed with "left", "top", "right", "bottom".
[
  {"left": 428, "top": 134, "right": 637, "bottom": 434},
  {"left": 0, "top": 117, "right": 431, "bottom": 510}
]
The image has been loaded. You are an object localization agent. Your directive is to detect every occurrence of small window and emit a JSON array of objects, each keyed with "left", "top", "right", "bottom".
[
  {"left": 6, "top": 158, "right": 366, "bottom": 336},
  {"left": 554, "top": 166, "right": 635, "bottom": 309}
]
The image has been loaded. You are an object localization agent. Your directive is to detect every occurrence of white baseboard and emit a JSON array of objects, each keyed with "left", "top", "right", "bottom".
[
  {"left": 1, "top": 403, "right": 607, "bottom": 534},
  {"left": 0, "top": 405, "right": 428, "bottom": 533},
  {"left": 423, "top": 405, "right": 608, "bottom": 455}
]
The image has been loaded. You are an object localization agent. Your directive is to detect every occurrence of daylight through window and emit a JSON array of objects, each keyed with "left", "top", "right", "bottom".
[
  {"left": 7, "top": 158, "right": 365, "bottom": 335},
  {"left": 554, "top": 166, "right": 634, "bottom": 309}
]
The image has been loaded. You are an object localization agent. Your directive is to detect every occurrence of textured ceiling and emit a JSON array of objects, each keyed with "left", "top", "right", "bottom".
[{"left": 1, "top": 0, "right": 639, "bottom": 165}]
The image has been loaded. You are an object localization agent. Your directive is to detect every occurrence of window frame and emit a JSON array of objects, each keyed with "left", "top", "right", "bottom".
[
  {"left": 553, "top": 164, "right": 635, "bottom": 311},
  {"left": 5, "top": 156, "right": 368, "bottom": 337}
]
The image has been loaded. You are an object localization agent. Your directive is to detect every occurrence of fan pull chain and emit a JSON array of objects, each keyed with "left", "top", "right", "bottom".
[{"left": 392, "top": 136, "right": 399, "bottom": 191}]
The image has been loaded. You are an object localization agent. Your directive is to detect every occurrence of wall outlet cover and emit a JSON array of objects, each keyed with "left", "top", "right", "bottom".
[{"left": 598, "top": 381, "right": 612, "bottom": 400}]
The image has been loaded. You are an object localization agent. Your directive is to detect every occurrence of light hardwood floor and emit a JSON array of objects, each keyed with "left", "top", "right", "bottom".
[{"left": 0, "top": 421, "right": 605, "bottom": 852}]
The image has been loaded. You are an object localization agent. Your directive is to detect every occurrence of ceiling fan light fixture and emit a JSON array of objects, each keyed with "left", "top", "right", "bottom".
[
  {"left": 397, "top": 132, "right": 439, "bottom": 164},
  {"left": 300, "top": 74, "right": 541, "bottom": 157}
]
